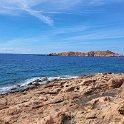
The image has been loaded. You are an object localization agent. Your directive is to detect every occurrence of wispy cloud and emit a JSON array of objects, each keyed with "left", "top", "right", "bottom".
[
  {"left": 0, "top": 0, "right": 123, "bottom": 25},
  {"left": 0, "top": 0, "right": 54, "bottom": 25},
  {"left": 52, "top": 25, "right": 90, "bottom": 35},
  {"left": 23, "top": 8, "right": 54, "bottom": 26},
  {"left": 59, "top": 27, "right": 124, "bottom": 42},
  {"left": 1, "top": 23, "right": 124, "bottom": 54},
  {"left": 0, "top": 47, "right": 31, "bottom": 53}
]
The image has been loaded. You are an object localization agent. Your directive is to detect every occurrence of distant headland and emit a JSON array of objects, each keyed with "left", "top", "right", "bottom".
[{"left": 48, "top": 50, "right": 123, "bottom": 57}]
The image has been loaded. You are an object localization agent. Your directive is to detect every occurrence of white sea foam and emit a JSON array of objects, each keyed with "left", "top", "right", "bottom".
[
  {"left": 60, "top": 75, "right": 79, "bottom": 79},
  {"left": 0, "top": 75, "right": 78, "bottom": 94},
  {"left": 20, "top": 77, "right": 47, "bottom": 86},
  {"left": 0, "top": 86, "right": 13, "bottom": 94}
]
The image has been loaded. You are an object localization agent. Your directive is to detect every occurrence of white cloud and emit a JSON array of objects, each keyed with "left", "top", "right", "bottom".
[
  {"left": 0, "top": 0, "right": 123, "bottom": 25},
  {"left": 0, "top": 24, "right": 124, "bottom": 54},
  {"left": 60, "top": 27, "right": 124, "bottom": 42},
  {"left": 0, "top": 0, "right": 54, "bottom": 25},
  {"left": 23, "top": 8, "right": 54, "bottom": 26},
  {"left": 0, "top": 47, "right": 31, "bottom": 53},
  {"left": 52, "top": 25, "right": 90, "bottom": 35}
]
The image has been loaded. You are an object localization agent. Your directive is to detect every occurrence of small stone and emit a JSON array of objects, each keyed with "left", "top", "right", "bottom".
[{"left": 108, "top": 78, "right": 124, "bottom": 88}]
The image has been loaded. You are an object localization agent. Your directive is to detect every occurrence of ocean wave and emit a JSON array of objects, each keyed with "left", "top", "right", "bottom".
[{"left": 0, "top": 75, "right": 78, "bottom": 94}]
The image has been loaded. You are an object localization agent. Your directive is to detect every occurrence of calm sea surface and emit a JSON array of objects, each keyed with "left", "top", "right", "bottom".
[{"left": 0, "top": 54, "right": 124, "bottom": 92}]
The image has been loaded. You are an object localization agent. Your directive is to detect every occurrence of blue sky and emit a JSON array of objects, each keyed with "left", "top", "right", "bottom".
[{"left": 0, "top": 0, "right": 124, "bottom": 54}]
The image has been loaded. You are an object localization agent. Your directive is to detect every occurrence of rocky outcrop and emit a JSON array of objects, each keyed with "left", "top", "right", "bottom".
[
  {"left": 48, "top": 50, "right": 122, "bottom": 57},
  {"left": 0, "top": 73, "right": 124, "bottom": 124}
]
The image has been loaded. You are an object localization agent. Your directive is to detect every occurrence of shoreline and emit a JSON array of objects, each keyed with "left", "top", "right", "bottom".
[
  {"left": 0, "top": 75, "right": 79, "bottom": 95},
  {"left": 48, "top": 50, "right": 123, "bottom": 57},
  {"left": 0, "top": 73, "right": 115, "bottom": 95},
  {"left": 0, "top": 73, "right": 124, "bottom": 124}
]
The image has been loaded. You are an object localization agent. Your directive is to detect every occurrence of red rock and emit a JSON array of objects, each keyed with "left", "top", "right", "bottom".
[{"left": 48, "top": 50, "right": 121, "bottom": 57}]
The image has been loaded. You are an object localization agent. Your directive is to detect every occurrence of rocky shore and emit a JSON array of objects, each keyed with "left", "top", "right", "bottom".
[
  {"left": 48, "top": 50, "right": 122, "bottom": 57},
  {"left": 0, "top": 73, "right": 124, "bottom": 124}
]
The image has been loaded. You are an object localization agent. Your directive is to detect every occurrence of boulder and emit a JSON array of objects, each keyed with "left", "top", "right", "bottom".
[{"left": 108, "top": 77, "right": 124, "bottom": 88}]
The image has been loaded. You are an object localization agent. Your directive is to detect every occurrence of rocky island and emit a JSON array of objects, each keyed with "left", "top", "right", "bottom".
[
  {"left": 48, "top": 50, "right": 122, "bottom": 57},
  {"left": 0, "top": 73, "right": 124, "bottom": 124}
]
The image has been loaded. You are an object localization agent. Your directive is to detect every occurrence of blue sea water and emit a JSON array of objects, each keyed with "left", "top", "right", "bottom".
[{"left": 0, "top": 54, "right": 124, "bottom": 93}]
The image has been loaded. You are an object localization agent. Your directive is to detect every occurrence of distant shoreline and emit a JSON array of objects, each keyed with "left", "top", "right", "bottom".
[
  {"left": 47, "top": 50, "right": 123, "bottom": 57},
  {"left": 0, "top": 54, "right": 123, "bottom": 57},
  {"left": 0, "top": 50, "right": 123, "bottom": 57}
]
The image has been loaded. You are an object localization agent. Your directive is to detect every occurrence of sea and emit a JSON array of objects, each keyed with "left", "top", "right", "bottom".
[{"left": 0, "top": 54, "right": 124, "bottom": 94}]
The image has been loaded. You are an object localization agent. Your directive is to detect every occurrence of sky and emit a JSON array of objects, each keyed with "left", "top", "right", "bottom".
[{"left": 0, "top": 0, "right": 124, "bottom": 54}]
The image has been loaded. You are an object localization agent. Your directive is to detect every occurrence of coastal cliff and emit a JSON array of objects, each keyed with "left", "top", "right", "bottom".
[
  {"left": 0, "top": 73, "right": 124, "bottom": 124},
  {"left": 48, "top": 50, "right": 121, "bottom": 57}
]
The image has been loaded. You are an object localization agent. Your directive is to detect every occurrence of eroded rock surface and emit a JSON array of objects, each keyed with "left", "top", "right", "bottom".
[{"left": 0, "top": 73, "right": 124, "bottom": 124}]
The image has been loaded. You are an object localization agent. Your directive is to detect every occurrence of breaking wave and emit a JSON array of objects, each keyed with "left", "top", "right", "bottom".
[{"left": 0, "top": 75, "right": 78, "bottom": 94}]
